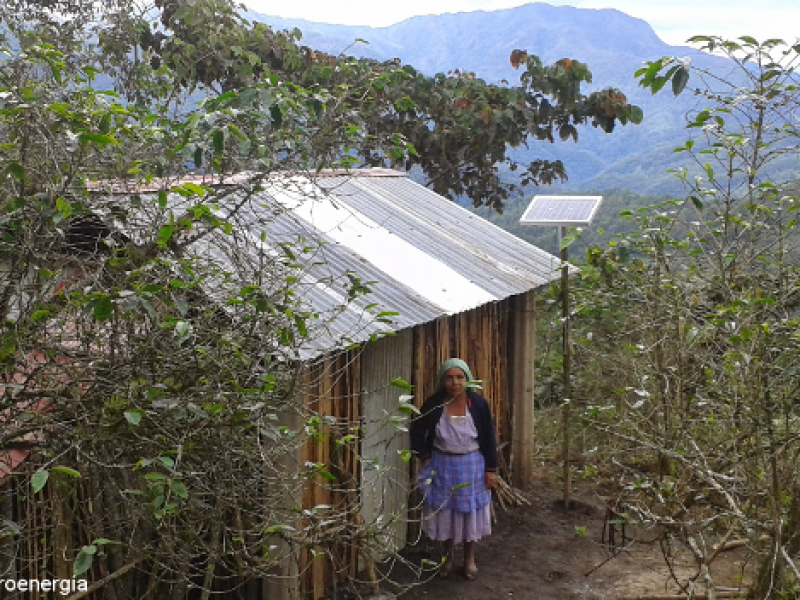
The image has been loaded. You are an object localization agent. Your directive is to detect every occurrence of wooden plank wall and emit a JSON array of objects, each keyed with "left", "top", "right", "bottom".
[
  {"left": 509, "top": 290, "right": 536, "bottom": 487},
  {"left": 299, "top": 352, "right": 362, "bottom": 599},
  {"left": 407, "top": 298, "right": 516, "bottom": 544},
  {"left": 359, "top": 329, "right": 414, "bottom": 552},
  {"left": 1, "top": 468, "right": 101, "bottom": 600},
  {"left": 2, "top": 295, "right": 530, "bottom": 600},
  {"left": 411, "top": 299, "right": 512, "bottom": 447}
]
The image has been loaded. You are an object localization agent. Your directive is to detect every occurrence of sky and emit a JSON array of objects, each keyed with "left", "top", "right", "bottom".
[{"left": 242, "top": 0, "right": 798, "bottom": 48}]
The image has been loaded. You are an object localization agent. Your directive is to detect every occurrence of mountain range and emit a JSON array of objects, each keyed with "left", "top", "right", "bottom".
[{"left": 245, "top": 3, "right": 739, "bottom": 195}]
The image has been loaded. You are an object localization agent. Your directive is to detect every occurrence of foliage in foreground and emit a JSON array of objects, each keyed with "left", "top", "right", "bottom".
[
  {"left": 0, "top": 0, "right": 644, "bottom": 595},
  {"left": 569, "top": 36, "right": 800, "bottom": 598},
  {"left": 0, "top": 2, "right": 412, "bottom": 597}
]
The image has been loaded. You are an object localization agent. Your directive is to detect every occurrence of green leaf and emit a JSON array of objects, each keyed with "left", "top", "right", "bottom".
[
  {"left": 183, "top": 182, "right": 204, "bottom": 196},
  {"left": 158, "top": 190, "right": 168, "bottom": 209},
  {"left": 213, "top": 130, "right": 225, "bottom": 154},
  {"left": 739, "top": 35, "right": 759, "bottom": 45},
  {"left": 124, "top": 409, "right": 144, "bottom": 426},
  {"left": 98, "top": 113, "right": 111, "bottom": 134},
  {"left": 317, "top": 469, "right": 337, "bottom": 481},
  {"left": 92, "top": 538, "right": 119, "bottom": 546},
  {"left": 227, "top": 123, "right": 248, "bottom": 141},
  {"left": 31, "top": 470, "right": 49, "bottom": 493},
  {"left": 390, "top": 378, "right": 414, "bottom": 391},
  {"left": 170, "top": 480, "right": 189, "bottom": 499},
  {"left": 93, "top": 296, "right": 114, "bottom": 322},
  {"left": 672, "top": 66, "right": 689, "bottom": 96},
  {"left": 78, "top": 132, "right": 117, "bottom": 147},
  {"left": 56, "top": 196, "right": 72, "bottom": 220},
  {"left": 193, "top": 147, "right": 203, "bottom": 168},
  {"left": 628, "top": 105, "right": 644, "bottom": 124},
  {"left": 51, "top": 466, "right": 81, "bottom": 478},
  {"left": 6, "top": 162, "right": 26, "bottom": 181},
  {"left": 173, "top": 295, "right": 189, "bottom": 316},
  {"left": 73, "top": 545, "right": 96, "bottom": 577},
  {"left": 270, "top": 105, "right": 283, "bottom": 128},
  {"left": 397, "top": 403, "right": 420, "bottom": 416},
  {"left": 651, "top": 65, "right": 679, "bottom": 94},
  {"left": 690, "top": 196, "right": 704, "bottom": 210},
  {"left": 157, "top": 224, "right": 176, "bottom": 246},
  {"left": 175, "top": 320, "right": 191, "bottom": 344},
  {"left": 294, "top": 315, "right": 307, "bottom": 337},
  {"left": 559, "top": 232, "right": 579, "bottom": 250}
]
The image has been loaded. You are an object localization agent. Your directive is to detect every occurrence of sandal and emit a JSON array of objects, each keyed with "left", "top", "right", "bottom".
[
  {"left": 463, "top": 567, "right": 478, "bottom": 581},
  {"left": 438, "top": 562, "right": 452, "bottom": 579}
]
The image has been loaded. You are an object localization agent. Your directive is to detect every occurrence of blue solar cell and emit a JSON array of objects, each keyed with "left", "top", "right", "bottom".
[{"left": 520, "top": 196, "right": 603, "bottom": 226}]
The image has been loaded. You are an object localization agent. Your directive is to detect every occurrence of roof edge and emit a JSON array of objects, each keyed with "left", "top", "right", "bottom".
[{"left": 87, "top": 168, "right": 407, "bottom": 195}]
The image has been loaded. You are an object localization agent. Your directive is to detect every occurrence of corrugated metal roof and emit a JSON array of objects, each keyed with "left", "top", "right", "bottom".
[
  {"left": 246, "top": 172, "right": 561, "bottom": 358},
  {"left": 100, "top": 171, "right": 562, "bottom": 359}
]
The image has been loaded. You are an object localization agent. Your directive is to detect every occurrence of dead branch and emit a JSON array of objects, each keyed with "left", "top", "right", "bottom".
[{"left": 65, "top": 557, "right": 145, "bottom": 600}]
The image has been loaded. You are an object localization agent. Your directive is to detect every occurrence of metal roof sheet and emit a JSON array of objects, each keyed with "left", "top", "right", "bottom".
[
  {"left": 247, "top": 174, "right": 562, "bottom": 358},
  {"left": 100, "top": 171, "right": 562, "bottom": 359}
]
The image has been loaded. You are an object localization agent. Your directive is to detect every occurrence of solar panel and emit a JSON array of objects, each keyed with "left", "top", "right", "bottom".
[{"left": 519, "top": 196, "right": 603, "bottom": 227}]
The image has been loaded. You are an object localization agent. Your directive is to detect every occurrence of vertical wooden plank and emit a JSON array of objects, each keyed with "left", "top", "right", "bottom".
[
  {"left": 436, "top": 317, "right": 450, "bottom": 367},
  {"left": 412, "top": 325, "right": 426, "bottom": 410},
  {"left": 348, "top": 350, "right": 361, "bottom": 579},
  {"left": 499, "top": 299, "right": 510, "bottom": 446},
  {"left": 312, "top": 359, "right": 333, "bottom": 599},
  {"left": 298, "top": 364, "right": 313, "bottom": 597},
  {"left": 423, "top": 322, "right": 437, "bottom": 401},
  {"left": 511, "top": 291, "right": 536, "bottom": 487},
  {"left": 360, "top": 330, "right": 413, "bottom": 553},
  {"left": 53, "top": 479, "right": 71, "bottom": 581},
  {"left": 407, "top": 325, "right": 428, "bottom": 545}
]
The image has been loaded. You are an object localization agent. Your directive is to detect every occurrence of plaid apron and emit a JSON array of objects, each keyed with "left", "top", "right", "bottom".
[{"left": 418, "top": 449, "right": 491, "bottom": 513}]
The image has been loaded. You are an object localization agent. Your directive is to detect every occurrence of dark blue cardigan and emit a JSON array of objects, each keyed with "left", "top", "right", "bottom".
[{"left": 409, "top": 389, "right": 498, "bottom": 472}]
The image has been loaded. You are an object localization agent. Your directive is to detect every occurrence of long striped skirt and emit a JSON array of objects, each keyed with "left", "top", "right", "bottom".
[{"left": 418, "top": 450, "right": 492, "bottom": 543}]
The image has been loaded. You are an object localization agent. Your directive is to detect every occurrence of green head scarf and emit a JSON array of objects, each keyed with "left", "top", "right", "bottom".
[{"left": 435, "top": 358, "right": 475, "bottom": 392}]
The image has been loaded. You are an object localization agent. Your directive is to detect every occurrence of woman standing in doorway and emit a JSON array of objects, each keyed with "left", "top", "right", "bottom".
[{"left": 409, "top": 358, "right": 498, "bottom": 581}]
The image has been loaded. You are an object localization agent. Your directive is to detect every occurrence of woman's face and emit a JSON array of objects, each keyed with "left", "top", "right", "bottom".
[{"left": 443, "top": 367, "right": 467, "bottom": 398}]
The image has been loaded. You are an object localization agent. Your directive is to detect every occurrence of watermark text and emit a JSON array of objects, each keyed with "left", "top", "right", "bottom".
[{"left": 0, "top": 578, "right": 88, "bottom": 595}]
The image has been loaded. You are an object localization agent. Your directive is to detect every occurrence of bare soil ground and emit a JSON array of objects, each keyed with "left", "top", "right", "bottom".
[{"left": 386, "top": 466, "right": 752, "bottom": 600}]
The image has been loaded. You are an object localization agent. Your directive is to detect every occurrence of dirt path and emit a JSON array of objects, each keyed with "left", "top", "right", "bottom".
[{"left": 388, "top": 469, "right": 750, "bottom": 599}]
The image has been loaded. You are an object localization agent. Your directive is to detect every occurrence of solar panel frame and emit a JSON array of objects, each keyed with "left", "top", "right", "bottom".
[{"left": 519, "top": 195, "right": 603, "bottom": 227}]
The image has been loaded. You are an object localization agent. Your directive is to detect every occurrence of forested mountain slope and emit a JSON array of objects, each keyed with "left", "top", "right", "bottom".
[{"left": 247, "top": 3, "right": 735, "bottom": 194}]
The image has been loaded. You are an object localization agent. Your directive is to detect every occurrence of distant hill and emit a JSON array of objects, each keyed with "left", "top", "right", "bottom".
[{"left": 245, "top": 3, "right": 735, "bottom": 194}]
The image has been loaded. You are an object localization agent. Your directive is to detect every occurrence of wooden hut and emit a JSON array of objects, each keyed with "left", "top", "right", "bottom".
[
  {"left": 263, "top": 170, "right": 560, "bottom": 597},
  {"left": 0, "top": 169, "right": 561, "bottom": 599}
]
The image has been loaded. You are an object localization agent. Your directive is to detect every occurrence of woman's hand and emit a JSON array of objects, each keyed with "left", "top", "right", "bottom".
[{"left": 484, "top": 472, "right": 497, "bottom": 489}]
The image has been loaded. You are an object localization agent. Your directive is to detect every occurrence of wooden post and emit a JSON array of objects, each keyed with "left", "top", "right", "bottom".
[
  {"left": 511, "top": 291, "right": 535, "bottom": 488},
  {"left": 561, "top": 227, "right": 572, "bottom": 508}
]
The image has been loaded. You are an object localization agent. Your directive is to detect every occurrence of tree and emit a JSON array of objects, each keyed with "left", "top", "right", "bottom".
[
  {"left": 0, "top": 3, "right": 418, "bottom": 598},
  {"left": 571, "top": 36, "right": 800, "bottom": 597},
  {"left": 82, "top": 0, "right": 642, "bottom": 211},
  {"left": 0, "top": 1, "right": 642, "bottom": 595}
]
